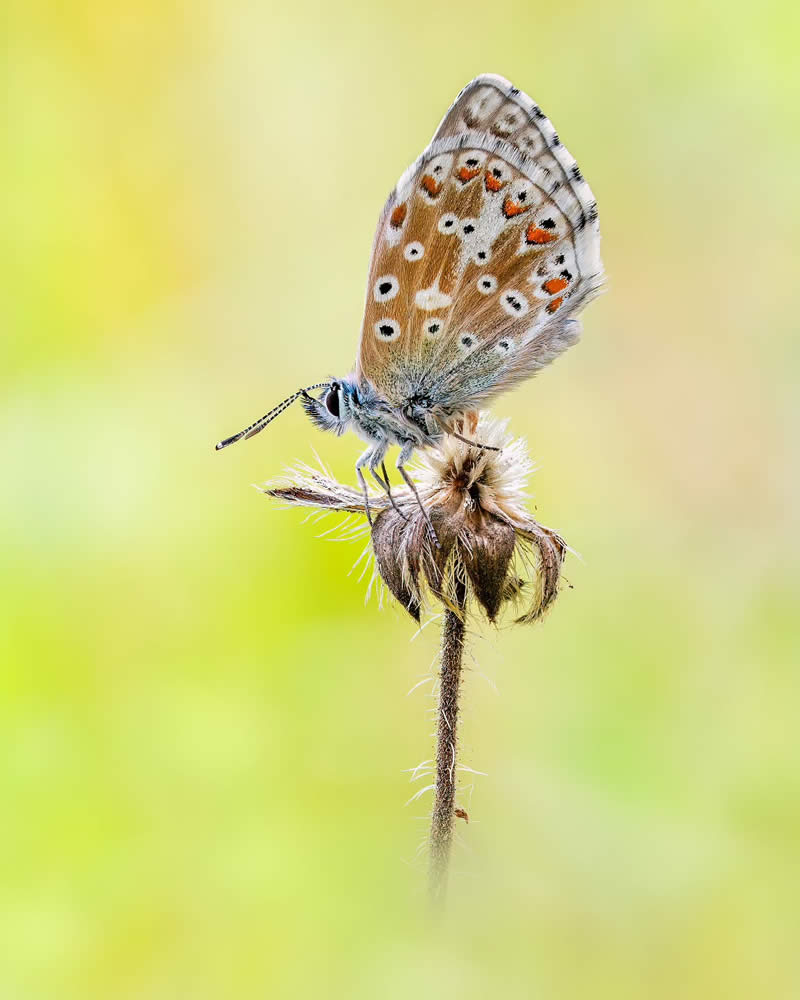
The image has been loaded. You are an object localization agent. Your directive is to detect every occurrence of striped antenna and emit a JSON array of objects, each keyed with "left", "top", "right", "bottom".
[{"left": 215, "top": 383, "right": 330, "bottom": 451}]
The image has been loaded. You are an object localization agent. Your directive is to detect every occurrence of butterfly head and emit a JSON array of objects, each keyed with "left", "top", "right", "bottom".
[{"left": 301, "top": 378, "right": 359, "bottom": 436}]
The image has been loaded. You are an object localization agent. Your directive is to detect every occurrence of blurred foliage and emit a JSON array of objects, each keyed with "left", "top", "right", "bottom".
[{"left": 2, "top": 0, "right": 800, "bottom": 997}]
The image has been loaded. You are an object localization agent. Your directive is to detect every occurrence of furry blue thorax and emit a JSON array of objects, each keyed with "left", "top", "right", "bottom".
[{"left": 301, "top": 377, "right": 442, "bottom": 449}]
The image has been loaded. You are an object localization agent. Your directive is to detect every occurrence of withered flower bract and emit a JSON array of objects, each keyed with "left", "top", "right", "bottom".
[{"left": 263, "top": 415, "right": 567, "bottom": 626}]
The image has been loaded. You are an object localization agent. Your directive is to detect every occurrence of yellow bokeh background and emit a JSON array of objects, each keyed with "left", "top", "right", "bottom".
[{"left": 3, "top": 1, "right": 799, "bottom": 996}]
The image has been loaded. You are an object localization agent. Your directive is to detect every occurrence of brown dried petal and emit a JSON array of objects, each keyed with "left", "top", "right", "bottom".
[
  {"left": 516, "top": 520, "right": 567, "bottom": 623},
  {"left": 422, "top": 501, "right": 466, "bottom": 597},
  {"left": 502, "top": 575, "right": 526, "bottom": 602},
  {"left": 460, "top": 513, "right": 517, "bottom": 621},
  {"left": 371, "top": 509, "right": 421, "bottom": 622},
  {"left": 262, "top": 479, "right": 383, "bottom": 513}
]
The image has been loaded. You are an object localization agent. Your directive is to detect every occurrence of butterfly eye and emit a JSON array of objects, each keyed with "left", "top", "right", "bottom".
[
  {"left": 373, "top": 318, "right": 401, "bottom": 342},
  {"left": 477, "top": 274, "right": 497, "bottom": 295},
  {"left": 438, "top": 213, "right": 459, "bottom": 234},
  {"left": 403, "top": 241, "right": 425, "bottom": 261},
  {"left": 373, "top": 274, "right": 399, "bottom": 303},
  {"left": 325, "top": 384, "right": 341, "bottom": 417}
]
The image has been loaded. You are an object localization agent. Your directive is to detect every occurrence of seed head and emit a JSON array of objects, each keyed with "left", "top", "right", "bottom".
[{"left": 262, "top": 414, "right": 567, "bottom": 624}]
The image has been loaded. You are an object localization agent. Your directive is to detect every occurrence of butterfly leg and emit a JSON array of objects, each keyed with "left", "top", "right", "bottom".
[
  {"left": 370, "top": 454, "right": 407, "bottom": 520},
  {"left": 396, "top": 441, "right": 438, "bottom": 546},
  {"left": 355, "top": 447, "right": 375, "bottom": 526}
]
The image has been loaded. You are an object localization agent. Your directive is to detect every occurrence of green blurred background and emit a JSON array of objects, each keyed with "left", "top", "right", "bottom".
[{"left": 3, "top": 1, "right": 799, "bottom": 996}]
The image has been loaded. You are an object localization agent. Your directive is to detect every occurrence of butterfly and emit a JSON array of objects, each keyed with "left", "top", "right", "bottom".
[{"left": 216, "top": 74, "right": 604, "bottom": 538}]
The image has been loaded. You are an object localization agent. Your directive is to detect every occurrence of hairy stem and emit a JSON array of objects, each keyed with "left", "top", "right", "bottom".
[{"left": 429, "top": 582, "right": 467, "bottom": 905}]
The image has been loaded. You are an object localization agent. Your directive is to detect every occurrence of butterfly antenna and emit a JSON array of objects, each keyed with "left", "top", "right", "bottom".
[{"left": 215, "top": 383, "right": 329, "bottom": 451}]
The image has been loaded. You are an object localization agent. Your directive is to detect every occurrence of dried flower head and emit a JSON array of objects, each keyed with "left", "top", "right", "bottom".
[{"left": 263, "top": 413, "right": 567, "bottom": 625}]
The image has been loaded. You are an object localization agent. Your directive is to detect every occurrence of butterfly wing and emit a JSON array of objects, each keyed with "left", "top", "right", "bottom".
[{"left": 355, "top": 74, "right": 603, "bottom": 411}]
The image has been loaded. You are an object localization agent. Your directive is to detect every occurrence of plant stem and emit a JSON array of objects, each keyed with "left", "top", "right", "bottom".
[{"left": 429, "top": 583, "right": 467, "bottom": 905}]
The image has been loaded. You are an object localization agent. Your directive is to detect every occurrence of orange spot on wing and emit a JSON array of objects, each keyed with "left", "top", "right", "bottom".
[
  {"left": 546, "top": 296, "right": 564, "bottom": 313},
  {"left": 421, "top": 174, "right": 442, "bottom": 196},
  {"left": 526, "top": 225, "right": 557, "bottom": 245},
  {"left": 390, "top": 203, "right": 407, "bottom": 228},
  {"left": 502, "top": 197, "right": 529, "bottom": 217},
  {"left": 457, "top": 166, "right": 481, "bottom": 182},
  {"left": 543, "top": 277, "right": 569, "bottom": 294},
  {"left": 484, "top": 172, "right": 504, "bottom": 192}
]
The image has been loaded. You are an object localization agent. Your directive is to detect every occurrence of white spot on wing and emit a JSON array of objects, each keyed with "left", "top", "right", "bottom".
[
  {"left": 385, "top": 226, "right": 403, "bottom": 247},
  {"left": 484, "top": 158, "right": 513, "bottom": 190},
  {"left": 501, "top": 289, "right": 530, "bottom": 317},
  {"left": 515, "top": 128, "right": 546, "bottom": 158},
  {"left": 404, "top": 241, "right": 424, "bottom": 261},
  {"left": 373, "top": 275, "right": 399, "bottom": 303},
  {"left": 424, "top": 319, "right": 444, "bottom": 338},
  {"left": 453, "top": 150, "right": 487, "bottom": 184},
  {"left": 463, "top": 86, "right": 503, "bottom": 127},
  {"left": 373, "top": 318, "right": 401, "bottom": 342},
  {"left": 490, "top": 102, "right": 526, "bottom": 137},
  {"left": 415, "top": 277, "right": 452, "bottom": 311},
  {"left": 419, "top": 153, "right": 454, "bottom": 203},
  {"left": 506, "top": 178, "right": 542, "bottom": 211}
]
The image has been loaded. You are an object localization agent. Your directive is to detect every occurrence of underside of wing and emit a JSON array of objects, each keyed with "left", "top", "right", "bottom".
[{"left": 356, "top": 74, "right": 604, "bottom": 410}]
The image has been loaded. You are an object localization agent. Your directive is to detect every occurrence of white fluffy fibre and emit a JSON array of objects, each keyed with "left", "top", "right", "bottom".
[
  {"left": 263, "top": 412, "right": 566, "bottom": 624},
  {"left": 413, "top": 412, "right": 536, "bottom": 528}
]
